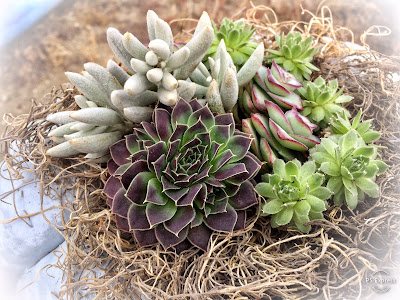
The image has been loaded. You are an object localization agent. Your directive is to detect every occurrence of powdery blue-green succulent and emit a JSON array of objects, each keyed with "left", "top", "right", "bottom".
[
  {"left": 104, "top": 98, "right": 262, "bottom": 251},
  {"left": 297, "top": 76, "right": 353, "bottom": 129},
  {"left": 242, "top": 100, "right": 320, "bottom": 165},
  {"left": 256, "top": 159, "right": 331, "bottom": 233},
  {"left": 205, "top": 18, "right": 259, "bottom": 67},
  {"left": 310, "top": 130, "right": 388, "bottom": 209},
  {"left": 107, "top": 10, "right": 214, "bottom": 108},
  {"left": 265, "top": 32, "right": 319, "bottom": 82},
  {"left": 329, "top": 109, "right": 381, "bottom": 144}
]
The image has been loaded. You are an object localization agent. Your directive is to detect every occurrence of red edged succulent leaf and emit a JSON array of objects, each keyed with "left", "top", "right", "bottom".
[{"left": 105, "top": 99, "right": 261, "bottom": 251}]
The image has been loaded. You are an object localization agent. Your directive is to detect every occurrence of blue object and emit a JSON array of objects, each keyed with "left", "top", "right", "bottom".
[{"left": 0, "top": 0, "right": 62, "bottom": 47}]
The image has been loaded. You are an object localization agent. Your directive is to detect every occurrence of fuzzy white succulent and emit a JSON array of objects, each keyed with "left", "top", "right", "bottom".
[
  {"left": 46, "top": 61, "right": 155, "bottom": 160},
  {"left": 179, "top": 39, "right": 264, "bottom": 113},
  {"left": 107, "top": 10, "right": 214, "bottom": 112}
]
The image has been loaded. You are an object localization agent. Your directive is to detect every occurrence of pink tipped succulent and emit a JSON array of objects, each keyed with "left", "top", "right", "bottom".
[
  {"left": 239, "top": 62, "right": 303, "bottom": 117},
  {"left": 242, "top": 100, "right": 320, "bottom": 165}
]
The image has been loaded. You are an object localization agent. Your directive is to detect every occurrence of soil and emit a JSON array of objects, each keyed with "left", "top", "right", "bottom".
[{"left": 0, "top": 0, "right": 399, "bottom": 134}]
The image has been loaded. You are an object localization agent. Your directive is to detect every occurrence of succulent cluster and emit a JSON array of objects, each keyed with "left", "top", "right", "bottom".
[
  {"left": 297, "top": 76, "right": 353, "bottom": 129},
  {"left": 205, "top": 18, "right": 259, "bottom": 67},
  {"left": 107, "top": 10, "right": 214, "bottom": 107},
  {"left": 44, "top": 10, "right": 388, "bottom": 248},
  {"left": 104, "top": 99, "right": 261, "bottom": 251},
  {"left": 310, "top": 130, "right": 387, "bottom": 209},
  {"left": 256, "top": 159, "right": 331, "bottom": 232},
  {"left": 265, "top": 32, "right": 319, "bottom": 81},
  {"left": 242, "top": 101, "right": 320, "bottom": 165}
]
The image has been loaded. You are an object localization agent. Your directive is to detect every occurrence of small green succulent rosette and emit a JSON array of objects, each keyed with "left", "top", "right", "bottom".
[
  {"left": 265, "top": 32, "right": 319, "bottom": 82},
  {"left": 329, "top": 109, "right": 381, "bottom": 143},
  {"left": 310, "top": 130, "right": 388, "bottom": 209},
  {"left": 297, "top": 76, "right": 353, "bottom": 129},
  {"left": 205, "top": 18, "right": 259, "bottom": 67},
  {"left": 256, "top": 159, "right": 331, "bottom": 233}
]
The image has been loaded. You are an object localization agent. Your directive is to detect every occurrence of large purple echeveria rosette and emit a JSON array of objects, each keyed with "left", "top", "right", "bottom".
[{"left": 104, "top": 99, "right": 262, "bottom": 251}]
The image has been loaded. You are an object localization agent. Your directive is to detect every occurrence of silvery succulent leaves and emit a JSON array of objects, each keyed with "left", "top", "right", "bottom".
[
  {"left": 46, "top": 61, "right": 137, "bottom": 160},
  {"left": 242, "top": 100, "right": 320, "bottom": 165},
  {"left": 329, "top": 109, "right": 381, "bottom": 144},
  {"left": 265, "top": 32, "right": 319, "bottom": 82},
  {"left": 107, "top": 10, "right": 214, "bottom": 108},
  {"left": 256, "top": 159, "right": 331, "bottom": 233},
  {"left": 205, "top": 18, "right": 259, "bottom": 67},
  {"left": 184, "top": 39, "right": 238, "bottom": 114},
  {"left": 310, "top": 130, "right": 388, "bottom": 209},
  {"left": 297, "top": 76, "right": 353, "bottom": 129},
  {"left": 239, "top": 62, "right": 302, "bottom": 117},
  {"left": 103, "top": 99, "right": 262, "bottom": 251}
]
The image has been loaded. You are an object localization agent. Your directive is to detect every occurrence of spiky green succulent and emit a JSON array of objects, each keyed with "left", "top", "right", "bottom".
[
  {"left": 256, "top": 159, "right": 331, "bottom": 233},
  {"left": 329, "top": 109, "right": 381, "bottom": 143},
  {"left": 297, "top": 76, "right": 353, "bottom": 129},
  {"left": 107, "top": 10, "right": 214, "bottom": 108},
  {"left": 104, "top": 99, "right": 262, "bottom": 251},
  {"left": 242, "top": 100, "right": 320, "bottom": 165},
  {"left": 239, "top": 62, "right": 303, "bottom": 117},
  {"left": 205, "top": 18, "right": 259, "bottom": 67},
  {"left": 46, "top": 61, "right": 139, "bottom": 160},
  {"left": 265, "top": 32, "right": 319, "bottom": 82},
  {"left": 310, "top": 130, "right": 388, "bottom": 209}
]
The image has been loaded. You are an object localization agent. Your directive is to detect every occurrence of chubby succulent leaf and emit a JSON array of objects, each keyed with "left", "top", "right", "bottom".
[
  {"left": 105, "top": 99, "right": 262, "bottom": 252},
  {"left": 257, "top": 159, "right": 329, "bottom": 232}
]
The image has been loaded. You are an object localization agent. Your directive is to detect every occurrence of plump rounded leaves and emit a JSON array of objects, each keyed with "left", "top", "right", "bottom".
[
  {"left": 255, "top": 159, "right": 331, "bottom": 233},
  {"left": 310, "top": 130, "right": 388, "bottom": 209},
  {"left": 265, "top": 32, "right": 319, "bottom": 82},
  {"left": 104, "top": 99, "right": 262, "bottom": 251},
  {"left": 297, "top": 76, "right": 353, "bottom": 129},
  {"left": 205, "top": 18, "right": 259, "bottom": 67},
  {"left": 242, "top": 100, "right": 320, "bottom": 165}
]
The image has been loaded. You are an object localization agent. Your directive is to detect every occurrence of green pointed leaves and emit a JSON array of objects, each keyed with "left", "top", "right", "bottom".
[{"left": 311, "top": 129, "right": 387, "bottom": 209}]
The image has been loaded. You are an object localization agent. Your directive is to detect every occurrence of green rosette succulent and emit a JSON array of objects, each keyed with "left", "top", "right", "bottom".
[
  {"left": 239, "top": 62, "right": 303, "bottom": 117},
  {"left": 104, "top": 98, "right": 262, "bottom": 251},
  {"left": 256, "top": 159, "right": 332, "bottom": 233},
  {"left": 297, "top": 76, "right": 353, "bottom": 129},
  {"left": 205, "top": 18, "right": 259, "bottom": 67},
  {"left": 310, "top": 130, "right": 388, "bottom": 209},
  {"left": 265, "top": 32, "right": 319, "bottom": 82},
  {"left": 242, "top": 100, "right": 320, "bottom": 165},
  {"left": 329, "top": 109, "right": 381, "bottom": 143}
]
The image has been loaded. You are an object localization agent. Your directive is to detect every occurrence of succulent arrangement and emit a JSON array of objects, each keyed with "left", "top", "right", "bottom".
[
  {"left": 104, "top": 99, "right": 261, "bottom": 251},
  {"left": 44, "top": 11, "right": 388, "bottom": 251}
]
